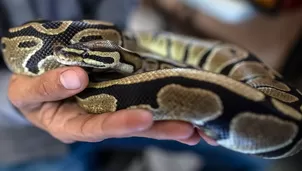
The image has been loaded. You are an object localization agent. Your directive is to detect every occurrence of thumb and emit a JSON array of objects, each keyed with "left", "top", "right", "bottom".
[{"left": 8, "top": 67, "right": 89, "bottom": 109}]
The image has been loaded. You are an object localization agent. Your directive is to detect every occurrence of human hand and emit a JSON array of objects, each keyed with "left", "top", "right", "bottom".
[{"left": 7, "top": 66, "right": 202, "bottom": 145}]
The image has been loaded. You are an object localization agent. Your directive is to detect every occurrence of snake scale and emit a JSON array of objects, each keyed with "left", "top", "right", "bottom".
[{"left": 2, "top": 20, "right": 302, "bottom": 159}]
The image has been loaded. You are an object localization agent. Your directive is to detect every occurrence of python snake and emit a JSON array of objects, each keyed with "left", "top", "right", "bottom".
[{"left": 2, "top": 20, "right": 302, "bottom": 159}]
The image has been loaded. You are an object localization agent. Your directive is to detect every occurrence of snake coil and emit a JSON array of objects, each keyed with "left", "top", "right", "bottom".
[{"left": 2, "top": 20, "right": 302, "bottom": 159}]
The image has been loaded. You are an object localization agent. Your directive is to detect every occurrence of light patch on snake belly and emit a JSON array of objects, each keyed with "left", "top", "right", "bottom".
[
  {"left": 246, "top": 77, "right": 290, "bottom": 92},
  {"left": 89, "top": 69, "right": 265, "bottom": 102},
  {"left": 129, "top": 84, "right": 223, "bottom": 124},
  {"left": 31, "top": 21, "right": 72, "bottom": 35},
  {"left": 71, "top": 29, "right": 122, "bottom": 46},
  {"left": 229, "top": 61, "right": 275, "bottom": 81},
  {"left": 76, "top": 94, "right": 117, "bottom": 114},
  {"left": 37, "top": 55, "right": 63, "bottom": 75},
  {"left": 258, "top": 87, "right": 298, "bottom": 103},
  {"left": 217, "top": 112, "right": 298, "bottom": 154},
  {"left": 271, "top": 99, "right": 302, "bottom": 120},
  {"left": 203, "top": 44, "right": 249, "bottom": 73},
  {"left": 1, "top": 36, "right": 43, "bottom": 75}
]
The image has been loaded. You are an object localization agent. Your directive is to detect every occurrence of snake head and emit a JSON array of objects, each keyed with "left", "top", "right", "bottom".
[{"left": 54, "top": 40, "right": 142, "bottom": 74}]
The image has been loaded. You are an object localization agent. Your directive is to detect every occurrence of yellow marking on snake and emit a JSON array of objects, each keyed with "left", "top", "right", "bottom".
[
  {"left": 1, "top": 36, "right": 43, "bottom": 75},
  {"left": 76, "top": 94, "right": 117, "bottom": 114},
  {"left": 37, "top": 55, "right": 63, "bottom": 75},
  {"left": 82, "top": 20, "right": 114, "bottom": 26},
  {"left": 229, "top": 61, "right": 275, "bottom": 81},
  {"left": 32, "top": 21, "right": 72, "bottom": 35},
  {"left": 63, "top": 48, "right": 85, "bottom": 54},
  {"left": 271, "top": 99, "right": 302, "bottom": 120},
  {"left": 156, "top": 84, "right": 223, "bottom": 125},
  {"left": 87, "top": 51, "right": 119, "bottom": 59},
  {"left": 246, "top": 77, "right": 290, "bottom": 92},
  {"left": 217, "top": 112, "right": 298, "bottom": 154},
  {"left": 186, "top": 46, "right": 207, "bottom": 66},
  {"left": 128, "top": 84, "right": 223, "bottom": 125},
  {"left": 258, "top": 87, "right": 298, "bottom": 103},
  {"left": 71, "top": 28, "right": 122, "bottom": 45},
  {"left": 135, "top": 33, "right": 168, "bottom": 57},
  {"left": 170, "top": 38, "right": 186, "bottom": 62},
  {"left": 203, "top": 44, "right": 249, "bottom": 73},
  {"left": 88, "top": 69, "right": 265, "bottom": 102}
]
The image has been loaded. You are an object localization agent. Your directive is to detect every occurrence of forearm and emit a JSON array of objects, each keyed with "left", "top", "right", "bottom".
[{"left": 0, "top": 69, "right": 31, "bottom": 126}]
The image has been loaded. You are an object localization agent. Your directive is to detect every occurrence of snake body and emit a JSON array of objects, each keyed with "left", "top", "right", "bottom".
[{"left": 2, "top": 20, "right": 302, "bottom": 159}]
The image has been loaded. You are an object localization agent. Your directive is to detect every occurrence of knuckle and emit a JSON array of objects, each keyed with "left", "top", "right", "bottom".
[
  {"left": 36, "top": 80, "right": 51, "bottom": 97},
  {"left": 40, "top": 110, "right": 55, "bottom": 130},
  {"left": 38, "top": 103, "right": 62, "bottom": 130},
  {"left": 76, "top": 115, "right": 94, "bottom": 138}
]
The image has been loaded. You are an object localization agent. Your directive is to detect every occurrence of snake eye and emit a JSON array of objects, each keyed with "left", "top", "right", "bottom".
[{"left": 82, "top": 51, "right": 89, "bottom": 58}]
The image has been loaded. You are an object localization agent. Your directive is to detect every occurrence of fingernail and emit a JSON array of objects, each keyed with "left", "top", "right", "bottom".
[{"left": 60, "top": 70, "right": 81, "bottom": 89}]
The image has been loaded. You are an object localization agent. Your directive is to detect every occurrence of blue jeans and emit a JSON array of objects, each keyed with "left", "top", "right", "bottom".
[{"left": 0, "top": 138, "right": 271, "bottom": 171}]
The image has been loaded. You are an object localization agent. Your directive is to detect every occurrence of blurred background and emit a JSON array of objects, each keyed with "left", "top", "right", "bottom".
[{"left": 0, "top": 0, "right": 302, "bottom": 170}]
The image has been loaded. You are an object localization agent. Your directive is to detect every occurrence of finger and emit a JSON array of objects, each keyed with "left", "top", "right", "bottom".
[
  {"left": 8, "top": 67, "right": 88, "bottom": 109},
  {"left": 61, "top": 108, "right": 154, "bottom": 142},
  {"left": 132, "top": 121, "right": 195, "bottom": 140},
  {"left": 177, "top": 129, "right": 201, "bottom": 146},
  {"left": 198, "top": 129, "right": 219, "bottom": 146}
]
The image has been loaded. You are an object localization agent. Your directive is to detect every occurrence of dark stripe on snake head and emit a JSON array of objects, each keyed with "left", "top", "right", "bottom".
[
  {"left": 84, "top": 54, "right": 115, "bottom": 64},
  {"left": 79, "top": 35, "right": 104, "bottom": 42}
]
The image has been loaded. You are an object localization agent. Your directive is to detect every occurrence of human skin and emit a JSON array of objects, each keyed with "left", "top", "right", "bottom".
[{"left": 7, "top": 66, "right": 207, "bottom": 145}]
